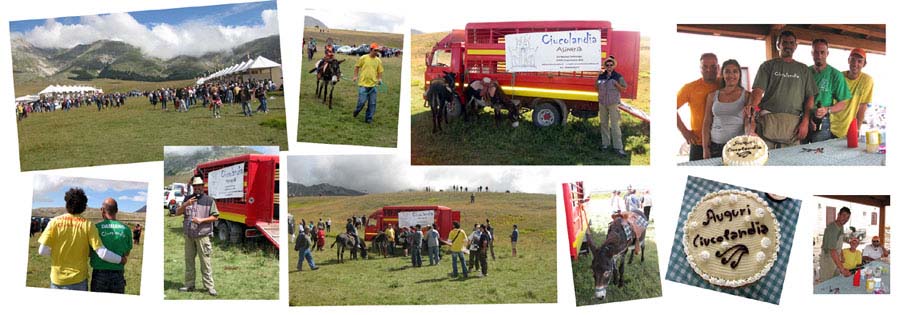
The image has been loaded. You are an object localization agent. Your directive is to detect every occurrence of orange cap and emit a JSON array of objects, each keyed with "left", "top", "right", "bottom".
[
  {"left": 850, "top": 48, "right": 867, "bottom": 60},
  {"left": 370, "top": 42, "right": 379, "bottom": 50}
]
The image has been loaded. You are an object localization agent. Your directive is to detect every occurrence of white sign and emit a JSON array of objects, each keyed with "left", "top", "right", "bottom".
[
  {"left": 398, "top": 210, "right": 435, "bottom": 228},
  {"left": 208, "top": 163, "right": 244, "bottom": 199},
  {"left": 505, "top": 30, "right": 602, "bottom": 72}
]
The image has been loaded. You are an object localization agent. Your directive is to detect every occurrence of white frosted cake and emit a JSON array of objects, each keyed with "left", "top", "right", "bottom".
[
  {"left": 723, "top": 135, "right": 768, "bottom": 166},
  {"left": 682, "top": 190, "right": 781, "bottom": 287}
]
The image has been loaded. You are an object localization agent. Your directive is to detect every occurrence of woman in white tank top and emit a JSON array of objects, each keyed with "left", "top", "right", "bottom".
[{"left": 701, "top": 59, "right": 750, "bottom": 159}]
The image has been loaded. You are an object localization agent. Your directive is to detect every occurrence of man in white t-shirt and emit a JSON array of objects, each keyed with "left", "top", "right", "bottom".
[{"left": 862, "top": 236, "right": 889, "bottom": 262}]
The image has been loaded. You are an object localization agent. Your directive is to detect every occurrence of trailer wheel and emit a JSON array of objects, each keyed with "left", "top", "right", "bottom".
[
  {"left": 228, "top": 221, "right": 243, "bottom": 244},
  {"left": 532, "top": 103, "right": 561, "bottom": 127},
  {"left": 446, "top": 96, "right": 462, "bottom": 118},
  {"left": 216, "top": 220, "right": 229, "bottom": 242}
]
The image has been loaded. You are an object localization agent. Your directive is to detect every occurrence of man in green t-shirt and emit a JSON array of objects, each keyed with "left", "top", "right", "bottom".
[
  {"left": 818, "top": 207, "right": 851, "bottom": 282},
  {"left": 808, "top": 39, "right": 851, "bottom": 143},
  {"left": 748, "top": 30, "right": 818, "bottom": 148},
  {"left": 90, "top": 198, "right": 133, "bottom": 293}
]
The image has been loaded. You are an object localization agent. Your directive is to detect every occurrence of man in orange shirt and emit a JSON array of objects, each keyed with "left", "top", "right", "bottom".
[{"left": 677, "top": 53, "right": 720, "bottom": 161}]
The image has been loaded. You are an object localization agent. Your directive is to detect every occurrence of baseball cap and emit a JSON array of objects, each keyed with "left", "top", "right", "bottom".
[
  {"left": 370, "top": 42, "right": 379, "bottom": 50},
  {"left": 850, "top": 48, "right": 867, "bottom": 60}
]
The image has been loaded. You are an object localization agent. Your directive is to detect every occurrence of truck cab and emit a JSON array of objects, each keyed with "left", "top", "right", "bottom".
[{"left": 364, "top": 205, "right": 461, "bottom": 242}]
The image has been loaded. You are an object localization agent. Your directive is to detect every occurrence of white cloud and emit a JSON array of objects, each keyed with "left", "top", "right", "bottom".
[
  {"left": 306, "top": 9, "right": 405, "bottom": 34},
  {"left": 13, "top": 9, "right": 279, "bottom": 59},
  {"left": 33, "top": 175, "right": 147, "bottom": 199},
  {"left": 118, "top": 191, "right": 148, "bottom": 202}
]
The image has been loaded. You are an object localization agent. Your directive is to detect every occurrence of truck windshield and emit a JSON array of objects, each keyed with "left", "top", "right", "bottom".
[
  {"left": 367, "top": 218, "right": 377, "bottom": 227},
  {"left": 431, "top": 50, "right": 451, "bottom": 67}
]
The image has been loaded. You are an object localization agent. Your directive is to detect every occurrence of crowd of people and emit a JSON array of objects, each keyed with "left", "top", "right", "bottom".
[
  {"left": 292, "top": 214, "right": 520, "bottom": 279},
  {"left": 15, "top": 78, "right": 281, "bottom": 122},
  {"left": 818, "top": 207, "right": 890, "bottom": 283},
  {"left": 608, "top": 186, "right": 653, "bottom": 219},
  {"left": 677, "top": 30, "right": 874, "bottom": 161},
  {"left": 36, "top": 188, "right": 132, "bottom": 293},
  {"left": 146, "top": 78, "right": 278, "bottom": 118}
]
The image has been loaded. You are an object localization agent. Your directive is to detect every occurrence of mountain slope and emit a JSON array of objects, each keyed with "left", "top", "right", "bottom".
[{"left": 287, "top": 183, "right": 366, "bottom": 197}]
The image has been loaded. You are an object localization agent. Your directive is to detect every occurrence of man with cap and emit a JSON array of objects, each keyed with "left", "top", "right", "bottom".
[
  {"left": 830, "top": 48, "right": 874, "bottom": 139},
  {"left": 807, "top": 39, "right": 851, "bottom": 143},
  {"left": 90, "top": 198, "right": 133, "bottom": 293},
  {"left": 862, "top": 235, "right": 889, "bottom": 262},
  {"left": 677, "top": 53, "right": 720, "bottom": 161},
  {"left": 176, "top": 176, "right": 220, "bottom": 296},
  {"left": 597, "top": 56, "right": 628, "bottom": 156},
  {"left": 352, "top": 42, "right": 384, "bottom": 123},
  {"left": 746, "top": 30, "right": 818, "bottom": 149}
]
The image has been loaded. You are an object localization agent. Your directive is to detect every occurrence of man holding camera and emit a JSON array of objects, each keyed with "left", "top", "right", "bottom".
[{"left": 176, "top": 176, "right": 220, "bottom": 296}]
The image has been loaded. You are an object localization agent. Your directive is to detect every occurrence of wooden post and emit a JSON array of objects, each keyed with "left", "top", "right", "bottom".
[{"left": 879, "top": 205, "right": 886, "bottom": 246}]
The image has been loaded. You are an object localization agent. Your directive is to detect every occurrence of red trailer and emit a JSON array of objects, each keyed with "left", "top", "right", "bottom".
[
  {"left": 563, "top": 181, "right": 590, "bottom": 260},
  {"left": 364, "top": 206, "right": 461, "bottom": 242},
  {"left": 193, "top": 154, "right": 280, "bottom": 249},
  {"left": 424, "top": 21, "right": 647, "bottom": 127}
]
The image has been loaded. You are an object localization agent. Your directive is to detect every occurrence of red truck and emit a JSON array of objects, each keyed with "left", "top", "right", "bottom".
[
  {"left": 424, "top": 21, "right": 646, "bottom": 127},
  {"left": 562, "top": 181, "right": 590, "bottom": 260},
  {"left": 364, "top": 206, "right": 461, "bottom": 242},
  {"left": 193, "top": 154, "right": 280, "bottom": 249}
]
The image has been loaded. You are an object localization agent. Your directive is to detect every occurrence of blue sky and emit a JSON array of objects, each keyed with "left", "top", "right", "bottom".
[
  {"left": 9, "top": 1, "right": 276, "bottom": 32},
  {"left": 32, "top": 176, "right": 147, "bottom": 213}
]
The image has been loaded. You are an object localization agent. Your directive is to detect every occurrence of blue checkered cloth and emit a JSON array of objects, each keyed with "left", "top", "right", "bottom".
[{"left": 665, "top": 176, "right": 801, "bottom": 304}]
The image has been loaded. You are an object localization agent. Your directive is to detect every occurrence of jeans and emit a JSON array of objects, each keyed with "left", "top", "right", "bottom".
[
  {"left": 355, "top": 86, "right": 378, "bottom": 122},
  {"left": 90, "top": 269, "right": 126, "bottom": 293},
  {"left": 469, "top": 250, "right": 478, "bottom": 270},
  {"left": 298, "top": 248, "right": 316, "bottom": 270},
  {"left": 451, "top": 251, "right": 467, "bottom": 277},
  {"left": 689, "top": 144, "right": 705, "bottom": 161},
  {"left": 428, "top": 246, "right": 440, "bottom": 265},
  {"left": 387, "top": 241, "right": 395, "bottom": 256},
  {"left": 411, "top": 247, "right": 422, "bottom": 267},
  {"left": 51, "top": 279, "right": 88, "bottom": 290},
  {"left": 477, "top": 250, "right": 488, "bottom": 275},
  {"left": 242, "top": 101, "right": 252, "bottom": 116},
  {"left": 257, "top": 97, "right": 268, "bottom": 112}
]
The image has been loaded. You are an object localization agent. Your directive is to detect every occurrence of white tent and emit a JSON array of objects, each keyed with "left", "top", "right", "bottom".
[
  {"left": 15, "top": 95, "right": 39, "bottom": 103},
  {"left": 37, "top": 85, "right": 99, "bottom": 95},
  {"left": 247, "top": 56, "right": 281, "bottom": 70}
]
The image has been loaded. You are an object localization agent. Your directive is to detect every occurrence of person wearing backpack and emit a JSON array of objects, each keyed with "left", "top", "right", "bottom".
[{"left": 443, "top": 221, "right": 469, "bottom": 278}]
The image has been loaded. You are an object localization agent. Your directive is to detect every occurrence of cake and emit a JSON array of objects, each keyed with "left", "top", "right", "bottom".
[
  {"left": 722, "top": 135, "right": 768, "bottom": 166},
  {"left": 682, "top": 190, "right": 781, "bottom": 287}
]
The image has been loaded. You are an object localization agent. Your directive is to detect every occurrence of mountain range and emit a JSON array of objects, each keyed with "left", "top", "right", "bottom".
[
  {"left": 164, "top": 146, "right": 264, "bottom": 180},
  {"left": 11, "top": 35, "right": 281, "bottom": 83},
  {"left": 288, "top": 183, "right": 366, "bottom": 197}
]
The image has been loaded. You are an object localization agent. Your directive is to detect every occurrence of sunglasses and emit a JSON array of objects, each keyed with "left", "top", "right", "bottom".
[{"left": 605, "top": 63, "right": 615, "bottom": 67}]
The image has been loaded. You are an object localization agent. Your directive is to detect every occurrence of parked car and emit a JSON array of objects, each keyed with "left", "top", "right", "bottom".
[
  {"left": 335, "top": 45, "right": 354, "bottom": 54},
  {"left": 351, "top": 44, "right": 371, "bottom": 56}
]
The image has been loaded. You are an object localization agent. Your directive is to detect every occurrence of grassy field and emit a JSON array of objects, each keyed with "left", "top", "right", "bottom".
[
  {"left": 25, "top": 226, "right": 145, "bottom": 294},
  {"left": 16, "top": 87, "right": 287, "bottom": 171},
  {"left": 298, "top": 27, "right": 403, "bottom": 147},
  {"left": 571, "top": 218, "right": 661, "bottom": 306},
  {"left": 410, "top": 33, "right": 650, "bottom": 165},
  {"left": 288, "top": 192, "right": 557, "bottom": 306},
  {"left": 163, "top": 215, "right": 279, "bottom": 300}
]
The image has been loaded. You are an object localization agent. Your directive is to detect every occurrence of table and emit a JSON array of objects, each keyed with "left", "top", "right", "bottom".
[
  {"left": 680, "top": 138, "right": 886, "bottom": 166},
  {"left": 814, "top": 261, "right": 890, "bottom": 294}
]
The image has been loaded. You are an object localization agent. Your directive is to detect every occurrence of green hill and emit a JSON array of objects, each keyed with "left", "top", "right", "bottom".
[{"left": 164, "top": 146, "right": 264, "bottom": 185}]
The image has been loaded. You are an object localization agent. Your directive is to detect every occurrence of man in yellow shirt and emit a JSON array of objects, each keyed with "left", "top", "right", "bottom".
[
  {"left": 830, "top": 48, "right": 874, "bottom": 138},
  {"left": 352, "top": 42, "right": 384, "bottom": 124},
  {"left": 677, "top": 53, "right": 720, "bottom": 161},
  {"left": 385, "top": 224, "right": 396, "bottom": 256},
  {"left": 444, "top": 221, "right": 469, "bottom": 278},
  {"left": 842, "top": 237, "right": 863, "bottom": 270},
  {"left": 38, "top": 188, "right": 125, "bottom": 290}
]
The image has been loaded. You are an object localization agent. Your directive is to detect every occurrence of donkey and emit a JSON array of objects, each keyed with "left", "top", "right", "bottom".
[
  {"left": 311, "top": 59, "right": 345, "bottom": 109},
  {"left": 424, "top": 71, "right": 457, "bottom": 133},
  {"left": 330, "top": 232, "right": 357, "bottom": 263},
  {"left": 372, "top": 232, "right": 389, "bottom": 258},
  {"left": 463, "top": 78, "right": 520, "bottom": 126},
  {"left": 587, "top": 210, "right": 648, "bottom": 300}
]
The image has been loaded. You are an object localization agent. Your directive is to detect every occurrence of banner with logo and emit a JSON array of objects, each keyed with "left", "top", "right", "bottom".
[{"left": 505, "top": 29, "right": 602, "bottom": 72}]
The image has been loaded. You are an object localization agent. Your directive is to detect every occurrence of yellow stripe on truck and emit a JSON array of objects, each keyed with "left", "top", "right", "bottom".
[
  {"left": 219, "top": 211, "right": 247, "bottom": 224},
  {"left": 501, "top": 85, "right": 598, "bottom": 102},
  {"left": 467, "top": 49, "right": 505, "bottom": 55}
]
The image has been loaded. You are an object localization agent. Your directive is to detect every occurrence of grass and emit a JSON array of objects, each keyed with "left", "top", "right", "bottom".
[
  {"left": 410, "top": 33, "right": 650, "bottom": 165},
  {"left": 572, "top": 221, "right": 662, "bottom": 306},
  {"left": 297, "top": 27, "right": 403, "bottom": 147},
  {"left": 15, "top": 86, "right": 287, "bottom": 171},
  {"left": 288, "top": 191, "right": 557, "bottom": 306},
  {"left": 163, "top": 215, "right": 278, "bottom": 300},
  {"left": 25, "top": 225, "right": 145, "bottom": 295}
]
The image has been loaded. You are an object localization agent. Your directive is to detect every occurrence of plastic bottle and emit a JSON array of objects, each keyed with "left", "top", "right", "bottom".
[
  {"left": 853, "top": 268, "right": 861, "bottom": 286},
  {"left": 847, "top": 118, "right": 859, "bottom": 148}
]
